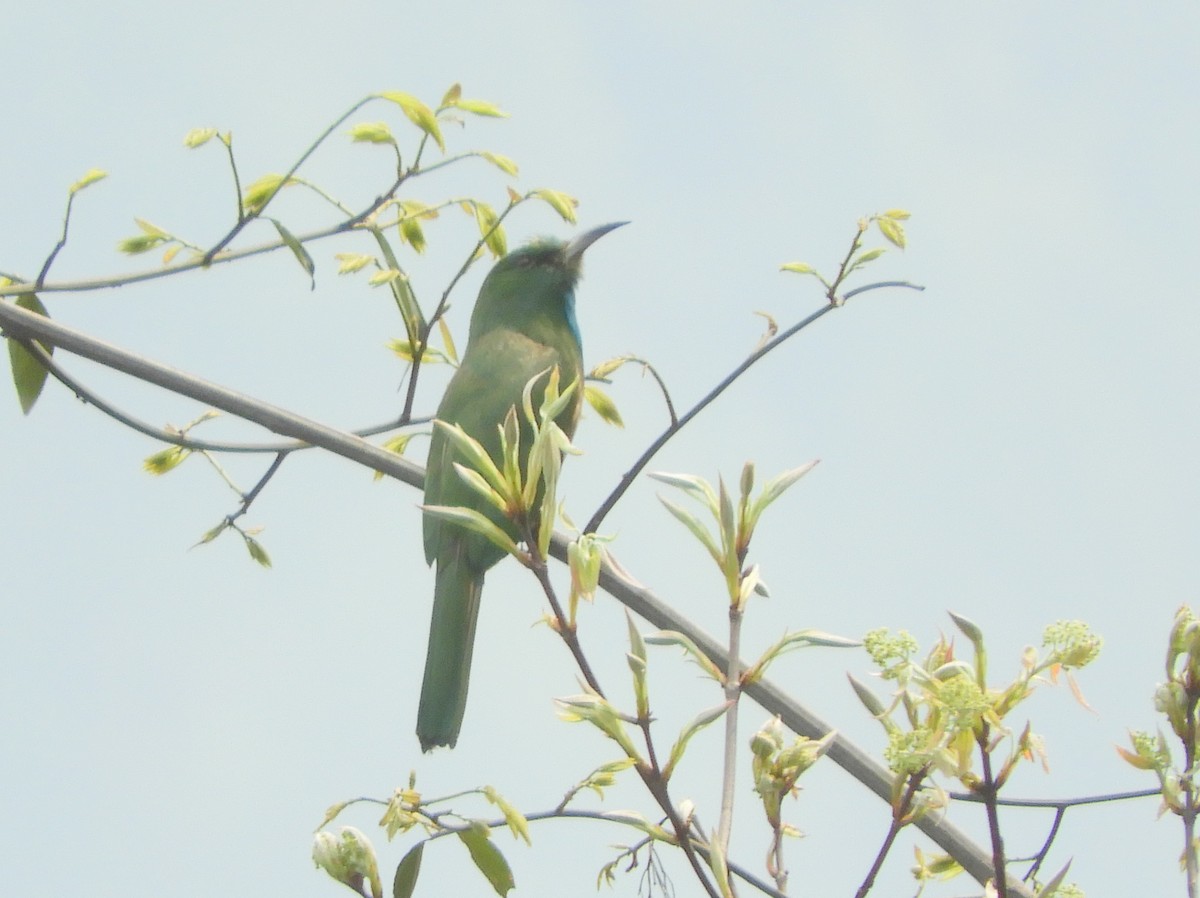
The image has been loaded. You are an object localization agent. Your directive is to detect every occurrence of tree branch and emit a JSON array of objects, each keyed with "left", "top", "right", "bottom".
[{"left": 0, "top": 295, "right": 1026, "bottom": 895}]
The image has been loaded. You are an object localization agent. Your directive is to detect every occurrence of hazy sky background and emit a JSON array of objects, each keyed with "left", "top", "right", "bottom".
[{"left": 3, "top": 3, "right": 1198, "bottom": 897}]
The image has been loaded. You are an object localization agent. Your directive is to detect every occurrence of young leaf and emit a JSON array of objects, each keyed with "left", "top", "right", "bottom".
[
  {"left": 368, "top": 269, "right": 403, "bottom": 287},
  {"left": 656, "top": 496, "right": 722, "bottom": 567},
  {"left": 7, "top": 294, "right": 52, "bottom": 414},
  {"left": 421, "top": 505, "right": 518, "bottom": 557},
  {"left": 583, "top": 384, "right": 623, "bottom": 427},
  {"left": 270, "top": 218, "right": 315, "bottom": 287},
  {"left": 482, "top": 786, "right": 531, "bottom": 845},
  {"left": 780, "top": 261, "right": 815, "bottom": 274},
  {"left": 473, "top": 202, "right": 506, "bottom": 257},
  {"left": 456, "top": 98, "right": 509, "bottom": 118},
  {"left": 440, "top": 83, "right": 462, "bottom": 107},
  {"left": 478, "top": 151, "right": 518, "bottom": 175},
  {"left": 399, "top": 218, "right": 426, "bottom": 254},
  {"left": 378, "top": 91, "right": 445, "bottom": 152},
  {"left": 457, "top": 824, "right": 515, "bottom": 896},
  {"left": 393, "top": 843, "right": 423, "bottom": 898},
  {"left": 183, "top": 127, "right": 218, "bottom": 148},
  {"left": 244, "top": 534, "right": 272, "bottom": 568},
  {"left": 68, "top": 168, "right": 107, "bottom": 195},
  {"left": 194, "top": 520, "right": 229, "bottom": 546},
  {"left": 143, "top": 445, "right": 191, "bottom": 475},
  {"left": 242, "top": 173, "right": 296, "bottom": 215},
  {"left": 438, "top": 317, "right": 459, "bottom": 366},
  {"left": 530, "top": 188, "right": 578, "bottom": 224},
  {"left": 644, "top": 631, "right": 724, "bottom": 682},
  {"left": 349, "top": 121, "right": 395, "bottom": 144},
  {"left": 877, "top": 216, "right": 907, "bottom": 249},
  {"left": 117, "top": 233, "right": 167, "bottom": 255},
  {"left": 335, "top": 252, "right": 375, "bottom": 274},
  {"left": 663, "top": 702, "right": 731, "bottom": 779}
]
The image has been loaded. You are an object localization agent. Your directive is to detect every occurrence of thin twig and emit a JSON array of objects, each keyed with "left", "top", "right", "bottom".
[
  {"left": 583, "top": 273, "right": 923, "bottom": 535},
  {"left": 977, "top": 727, "right": 1009, "bottom": 898},
  {"left": 853, "top": 770, "right": 928, "bottom": 898},
  {"left": 524, "top": 541, "right": 721, "bottom": 898},
  {"left": 203, "top": 95, "right": 375, "bottom": 262},
  {"left": 715, "top": 604, "right": 743, "bottom": 870},
  {"left": 10, "top": 335, "right": 429, "bottom": 452},
  {"left": 35, "top": 190, "right": 78, "bottom": 289}
]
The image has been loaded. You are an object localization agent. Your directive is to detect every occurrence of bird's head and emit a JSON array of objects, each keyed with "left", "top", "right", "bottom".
[{"left": 469, "top": 222, "right": 627, "bottom": 347}]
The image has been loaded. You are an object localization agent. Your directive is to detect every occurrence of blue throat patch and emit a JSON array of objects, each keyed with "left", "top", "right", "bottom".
[{"left": 564, "top": 288, "right": 582, "bottom": 349}]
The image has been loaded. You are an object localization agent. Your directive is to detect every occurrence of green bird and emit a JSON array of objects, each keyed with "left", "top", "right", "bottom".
[{"left": 418, "top": 222, "right": 626, "bottom": 751}]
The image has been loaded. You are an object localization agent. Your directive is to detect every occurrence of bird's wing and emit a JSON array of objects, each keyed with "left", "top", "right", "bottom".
[{"left": 423, "top": 329, "right": 564, "bottom": 566}]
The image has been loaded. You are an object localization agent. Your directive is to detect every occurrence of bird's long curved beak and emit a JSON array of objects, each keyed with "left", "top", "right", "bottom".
[{"left": 566, "top": 221, "right": 629, "bottom": 263}]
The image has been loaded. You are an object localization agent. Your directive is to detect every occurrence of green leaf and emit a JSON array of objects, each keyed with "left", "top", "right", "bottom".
[
  {"left": 644, "top": 630, "right": 724, "bottom": 681},
  {"left": 647, "top": 470, "right": 718, "bottom": 509},
  {"left": 745, "top": 460, "right": 818, "bottom": 533},
  {"left": 244, "top": 534, "right": 272, "bottom": 568},
  {"left": 393, "top": 843, "right": 423, "bottom": 898},
  {"left": 183, "top": 127, "right": 218, "bottom": 148},
  {"left": 583, "top": 384, "right": 623, "bottom": 427},
  {"left": 373, "top": 433, "right": 414, "bottom": 481},
  {"left": 69, "top": 168, "right": 107, "bottom": 195},
  {"left": 657, "top": 496, "right": 722, "bottom": 566},
  {"left": 134, "top": 218, "right": 169, "bottom": 239},
  {"left": 947, "top": 610, "right": 984, "bottom": 650},
  {"left": 421, "top": 505, "right": 518, "bottom": 556},
  {"left": 478, "top": 151, "right": 518, "bottom": 175},
  {"left": 482, "top": 786, "right": 531, "bottom": 845},
  {"left": 440, "top": 83, "right": 462, "bottom": 107},
  {"left": 142, "top": 445, "right": 191, "bottom": 475},
  {"left": 849, "top": 247, "right": 886, "bottom": 271},
  {"left": 588, "top": 355, "right": 631, "bottom": 379},
  {"left": 529, "top": 188, "right": 578, "bottom": 224},
  {"left": 780, "top": 261, "right": 814, "bottom": 274},
  {"left": 242, "top": 173, "right": 296, "bottom": 215},
  {"left": 744, "top": 628, "right": 861, "bottom": 683},
  {"left": 349, "top": 121, "right": 395, "bottom": 144},
  {"left": 369, "top": 269, "right": 403, "bottom": 287},
  {"left": 399, "top": 199, "right": 440, "bottom": 220},
  {"left": 398, "top": 218, "right": 426, "bottom": 254},
  {"left": 472, "top": 202, "right": 506, "bottom": 257},
  {"left": 434, "top": 419, "right": 508, "bottom": 495},
  {"left": 117, "top": 233, "right": 167, "bottom": 255},
  {"left": 378, "top": 91, "right": 445, "bottom": 152},
  {"left": 883, "top": 208, "right": 911, "bottom": 221},
  {"left": 847, "top": 673, "right": 888, "bottom": 718},
  {"left": 663, "top": 702, "right": 730, "bottom": 779},
  {"left": 270, "top": 218, "right": 315, "bottom": 287},
  {"left": 194, "top": 521, "right": 229, "bottom": 546},
  {"left": 438, "top": 317, "right": 458, "bottom": 366},
  {"left": 455, "top": 98, "right": 509, "bottom": 118},
  {"left": 7, "top": 294, "right": 52, "bottom": 414},
  {"left": 457, "top": 824, "right": 515, "bottom": 897},
  {"left": 335, "top": 252, "right": 375, "bottom": 274},
  {"left": 877, "top": 216, "right": 907, "bottom": 249}
]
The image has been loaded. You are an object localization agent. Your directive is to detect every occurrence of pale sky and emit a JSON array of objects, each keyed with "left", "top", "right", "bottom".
[{"left": 3, "top": 3, "right": 1198, "bottom": 897}]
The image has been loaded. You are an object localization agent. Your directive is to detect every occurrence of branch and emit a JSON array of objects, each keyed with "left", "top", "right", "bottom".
[
  {"left": 584, "top": 279, "right": 923, "bottom": 534},
  {"left": 1, "top": 297, "right": 1021, "bottom": 894},
  {"left": 0, "top": 299, "right": 425, "bottom": 489},
  {"left": 14, "top": 334, "right": 428, "bottom": 453}
]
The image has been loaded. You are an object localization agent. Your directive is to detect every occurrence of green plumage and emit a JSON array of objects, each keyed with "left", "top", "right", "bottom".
[{"left": 418, "top": 223, "right": 625, "bottom": 751}]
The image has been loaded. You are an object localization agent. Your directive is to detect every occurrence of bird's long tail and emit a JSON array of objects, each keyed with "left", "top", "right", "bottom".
[{"left": 417, "top": 546, "right": 483, "bottom": 751}]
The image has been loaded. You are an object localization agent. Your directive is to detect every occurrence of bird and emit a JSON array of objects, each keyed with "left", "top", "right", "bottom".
[{"left": 417, "top": 222, "right": 626, "bottom": 751}]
